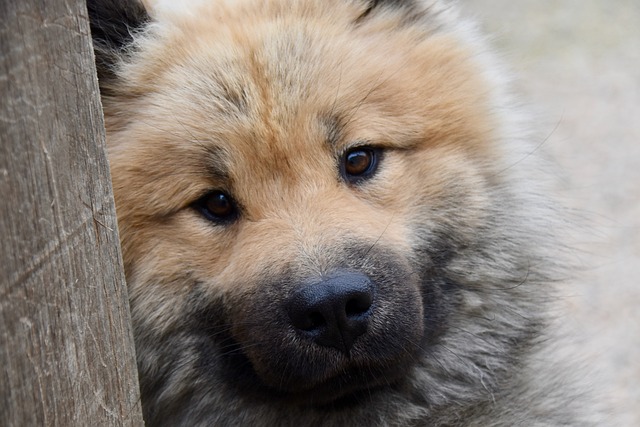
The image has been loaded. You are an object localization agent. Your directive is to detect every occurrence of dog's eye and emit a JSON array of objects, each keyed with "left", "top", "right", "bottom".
[
  {"left": 342, "top": 147, "right": 380, "bottom": 183},
  {"left": 193, "top": 191, "right": 238, "bottom": 224}
]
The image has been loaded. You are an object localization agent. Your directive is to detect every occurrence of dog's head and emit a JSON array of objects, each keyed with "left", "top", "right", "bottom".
[{"left": 90, "top": 0, "right": 555, "bottom": 424}]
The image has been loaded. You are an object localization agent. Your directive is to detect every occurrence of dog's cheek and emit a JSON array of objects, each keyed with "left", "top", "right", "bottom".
[{"left": 120, "top": 217, "right": 240, "bottom": 342}]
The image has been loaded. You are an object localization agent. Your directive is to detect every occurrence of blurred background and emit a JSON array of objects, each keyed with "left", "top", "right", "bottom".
[{"left": 460, "top": 1, "right": 640, "bottom": 424}]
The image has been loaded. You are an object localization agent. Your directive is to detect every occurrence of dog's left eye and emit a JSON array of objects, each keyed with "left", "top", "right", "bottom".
[
  {"left": 342, "top": 147, "right": 380, "bottom": 183},
  {"left": 193, "top": 191, "right": 238, "bottom": 224}
]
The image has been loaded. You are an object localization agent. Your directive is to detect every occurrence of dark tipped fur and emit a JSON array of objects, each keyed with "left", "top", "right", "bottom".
[{"left": 87, "top": 0, "right": 149, "bottom": 92}]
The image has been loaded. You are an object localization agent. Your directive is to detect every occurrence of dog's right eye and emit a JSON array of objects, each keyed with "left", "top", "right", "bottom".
[{"left": 193, "top": 191, "right": 238, "bottom": 224}]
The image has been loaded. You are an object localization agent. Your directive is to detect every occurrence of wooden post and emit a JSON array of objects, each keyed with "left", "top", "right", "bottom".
[{"left": 0, "top": 0, "right": 144, "bottom": 425}]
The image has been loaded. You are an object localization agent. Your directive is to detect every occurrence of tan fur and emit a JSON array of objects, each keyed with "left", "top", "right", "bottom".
[
  {"left": 107, "top": 0, "right": 495, "bottom": 331},
  {"left": 90, "top": 0, "right": 600, "bottom": 425}
]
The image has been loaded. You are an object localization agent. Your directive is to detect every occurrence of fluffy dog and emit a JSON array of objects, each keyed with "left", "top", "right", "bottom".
[{"left": 89, "top": 0, "right": 597, "bottom": 425}]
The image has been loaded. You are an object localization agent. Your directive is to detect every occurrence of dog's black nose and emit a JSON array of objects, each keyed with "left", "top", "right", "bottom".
[{"left": 287, "top": 272, "right": 374, "bottom": 354}]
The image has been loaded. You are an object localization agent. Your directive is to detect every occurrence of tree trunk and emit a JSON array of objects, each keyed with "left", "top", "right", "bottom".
[{"left": 0, "top": 0, "right": 144, "bottom": 425}]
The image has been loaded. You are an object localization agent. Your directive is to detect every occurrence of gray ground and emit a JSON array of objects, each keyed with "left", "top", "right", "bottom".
[{"left": 460, "top": 1, "right": 640, "bottom": 425}]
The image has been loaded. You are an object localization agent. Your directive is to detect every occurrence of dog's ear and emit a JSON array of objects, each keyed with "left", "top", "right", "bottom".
[
  {"left": 355, "top": 0, "right": 422, "bottom": 24},
  {"left": 87, "top": 0, "right": 150, "bottom": 94}
]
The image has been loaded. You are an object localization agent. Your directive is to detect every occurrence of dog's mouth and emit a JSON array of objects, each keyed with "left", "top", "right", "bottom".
[
  {"left": 276, "top": 366, "right": 408, "bottom": 407},
  {"left": 215, "top": 331, "right": 415, "bottom": 406},
  {"left": 202, "top": 280, "right": 425, "bottom": 406}
]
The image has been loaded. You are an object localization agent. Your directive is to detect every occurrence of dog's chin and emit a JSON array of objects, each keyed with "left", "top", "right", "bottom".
[
  {"left": 278, "top": 380, "right": 396, "bottom": 408},
  {"left": 255, "top": 359, "right": 412, "bottom": 407}
]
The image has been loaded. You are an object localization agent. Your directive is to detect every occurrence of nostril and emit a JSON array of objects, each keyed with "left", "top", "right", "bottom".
[
  {"left": 300, "top": 311, "right": 326, "bottom": 332},
  {"left": 290, "top": 305, "right": 324, "bottom": 332},
  {"left": 345, "top": 294, "right": 372, "bottom": 318}
]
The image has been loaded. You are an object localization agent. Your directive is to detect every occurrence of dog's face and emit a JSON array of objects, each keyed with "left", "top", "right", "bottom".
[{"left": 91, "top": 0, "right": 551, "bottom": 424}]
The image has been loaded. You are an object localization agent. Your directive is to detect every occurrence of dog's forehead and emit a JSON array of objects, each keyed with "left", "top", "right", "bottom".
[
  {"left": 120, "top": 0, "right": 496, "bottom": 201},
  {"left": 144, "top": 29, "right": 357, "bottom": 179},
  {"left": 156, "top": 32, "right": 401, "bottom": 150}
]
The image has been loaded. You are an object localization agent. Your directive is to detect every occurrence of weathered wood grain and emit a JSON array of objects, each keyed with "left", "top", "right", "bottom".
[{"left": 0, "top": 0, "right": 144, "bottom": 425}]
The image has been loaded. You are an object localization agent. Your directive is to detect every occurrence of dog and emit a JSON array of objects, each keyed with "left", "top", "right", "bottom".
[{"left": 89, "top": 0, "right": 599, "bottom": 425}]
